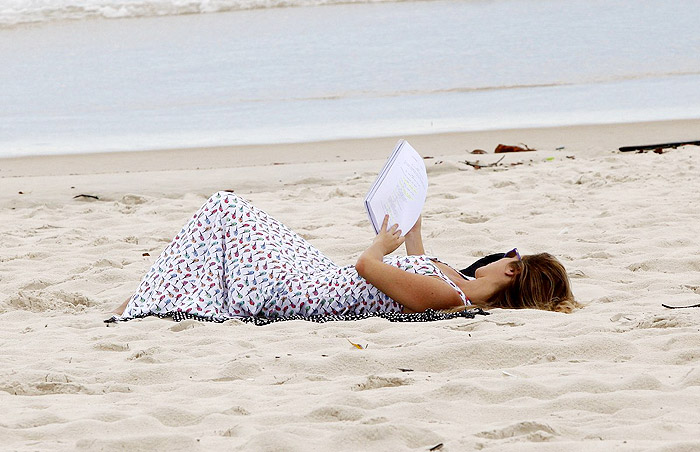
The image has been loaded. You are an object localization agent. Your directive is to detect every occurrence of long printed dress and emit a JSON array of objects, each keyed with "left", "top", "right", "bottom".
[{"left": 118, "top": 191, "right": 469, "bottom": 322}]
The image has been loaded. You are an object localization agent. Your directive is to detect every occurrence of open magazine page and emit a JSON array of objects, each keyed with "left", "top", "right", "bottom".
[{"left": 364, "top": 140, "right": 428, "bottom": 235}]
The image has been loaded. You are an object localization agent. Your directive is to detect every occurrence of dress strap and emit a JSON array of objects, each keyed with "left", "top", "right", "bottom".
[{"left": 423, "top": 256, "right": 470, "bottom": 306}]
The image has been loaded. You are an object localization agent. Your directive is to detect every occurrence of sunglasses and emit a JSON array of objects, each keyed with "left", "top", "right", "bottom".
[{"left": 504, "top": 248, "right": 522, "bottom": 261}]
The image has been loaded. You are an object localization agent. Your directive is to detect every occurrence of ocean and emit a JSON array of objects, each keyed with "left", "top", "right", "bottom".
[{"left": 1, "top": 0, "right": 699, "bottom": 157}]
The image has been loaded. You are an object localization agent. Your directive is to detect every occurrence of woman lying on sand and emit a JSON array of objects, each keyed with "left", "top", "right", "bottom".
[{"left": 113, "top": 191, "right": 575, "bottom": 322}]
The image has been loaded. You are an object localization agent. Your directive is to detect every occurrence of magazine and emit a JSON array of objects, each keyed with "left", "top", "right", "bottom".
[{"left": 364, "top": 140, "right": 428, "bottom": 235}]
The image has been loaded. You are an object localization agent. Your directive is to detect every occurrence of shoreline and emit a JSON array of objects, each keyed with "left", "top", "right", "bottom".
[{"left": 2, "top": 118, "right": 699, "bottom": 177}]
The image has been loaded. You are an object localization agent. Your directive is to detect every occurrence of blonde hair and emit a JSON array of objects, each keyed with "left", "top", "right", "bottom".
[{"left": 490, "top": 253, "right": 578, "bottom": 313}]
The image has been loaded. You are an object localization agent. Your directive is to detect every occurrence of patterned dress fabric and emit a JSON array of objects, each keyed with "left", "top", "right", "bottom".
[{"left": 117, "top": 191, "right": 469, "bottom": 322}]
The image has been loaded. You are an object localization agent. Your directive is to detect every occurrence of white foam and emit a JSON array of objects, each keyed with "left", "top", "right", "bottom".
[{"left": 0, "top": 0, "right": 400, "bottom": 27}]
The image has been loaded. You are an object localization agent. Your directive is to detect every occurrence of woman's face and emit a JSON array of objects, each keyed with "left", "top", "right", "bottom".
[{"left": 474, "top": 257, "right": 520, "bottom": 283}]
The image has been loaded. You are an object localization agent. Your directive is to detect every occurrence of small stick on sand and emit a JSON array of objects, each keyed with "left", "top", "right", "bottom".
[
  {"left": 618, "top": 141, "right": 700, "bottom": 153},
  {"left": 461, "top": 155, "right": 505, "bottom": 169},
  {"left": 73, "top": 194, "right": 100, "bottom": 200},
  {"left": 662, "top": 302, "right": 700, "bottom": 309}
]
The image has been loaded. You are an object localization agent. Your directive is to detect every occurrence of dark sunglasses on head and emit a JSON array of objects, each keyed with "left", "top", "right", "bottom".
[
  {"left": 459, "top": 248, "right": 521, "bottom": 278},
  {"left": 504, "top": 248, "right": 521, "bottom": 261}
]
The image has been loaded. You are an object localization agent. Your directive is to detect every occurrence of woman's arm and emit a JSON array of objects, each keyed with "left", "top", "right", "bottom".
[
  {"left": 404, "top": 215, "right": 425, "bottom": 255},
  {"left": 355, "top": 215, "right": 463, "bottom": 312}
]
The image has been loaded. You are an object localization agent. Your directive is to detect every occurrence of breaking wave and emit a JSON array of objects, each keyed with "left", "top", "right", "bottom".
[{"left": 1, "top": 0, "right": 410, "bottom": 27}]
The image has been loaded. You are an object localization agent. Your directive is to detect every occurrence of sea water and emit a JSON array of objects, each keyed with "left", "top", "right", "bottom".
[{"left": 1, "top": 0, "right": 699, "bottom": 157}]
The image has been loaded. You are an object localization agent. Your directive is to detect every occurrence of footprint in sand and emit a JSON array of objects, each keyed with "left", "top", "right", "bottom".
[
  {"left": 128, "top": 347, "right": 160, "bottom": 363},
  {"left": 147, "top": 406, "right": 206, "bottom": 427},
  {"left": 19, "top": 279, "right": 54, "bottom": 291},
  {"left": 93, "top": 258, "right": 124, "bottom": 269},
  {"left": 492, "top": 180, "right": 517, "bottom": 189},
  {"left": 632, "top": 313, "right": 694, "bottom": 329},
  {"left": 222, "top": 405, "right": 250, "bottom": 416},
  {"left": 169, "top": 319, "right": 204, "bottom": 332},
  {"left": 0, "top": 252, "right": 50, "bottom": 263},
  {"left": 628, "top": 258, "right": 700, "bottom": 273},
  {"left": 214, "top": 361, "right": 263, "bottom": 381},
  {"left": 3, "top": 290, "right": 94, "bottom": 313},
  {"left": 325, "top": 187, "right": 357, "bottom": 199},
  {"left": 218, "top": 426, "right": 242, "bottom": 437},
  {"left": 295, "top": 177, "right": 333, "bottom": 186},
  {"left": 119, "top": 194, "right": 148, "bottom": 205},
  {"left": 425, "top": 161, "right": 459, "bottom": 175},
  {"left": 476, "top": 421, "right": 558, "bottom": 442},
  {"left": 1, "top": 378, "right": 91, "bottom": 396},
  {"left": 306, "top": 405, "right": 364, "bottom": 422},
  {"left": 352, "top": 375, "right": 412, "bottom": 391},
  {"left": 458, "top": 214, "right": 489, "bottom": 224},
  {"left": 93, "top": 342, "right": 130, "bottom": 352},
  {"left": 75, "top": 436, "right": 197, "bottom": 451}
]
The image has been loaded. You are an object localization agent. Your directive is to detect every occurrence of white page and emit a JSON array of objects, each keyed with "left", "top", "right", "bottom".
[{"left": 364, "top": 140, "right": 428, "bottom": 235}]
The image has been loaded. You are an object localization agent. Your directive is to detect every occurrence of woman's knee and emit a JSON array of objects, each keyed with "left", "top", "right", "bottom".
[{"left": 208, "top": 191, "right": 239, "bottom": 204}]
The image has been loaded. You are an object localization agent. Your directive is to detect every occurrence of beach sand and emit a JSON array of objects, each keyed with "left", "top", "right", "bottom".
[{"left": 1, "top": 120, "right": 700, "bottom": 451}]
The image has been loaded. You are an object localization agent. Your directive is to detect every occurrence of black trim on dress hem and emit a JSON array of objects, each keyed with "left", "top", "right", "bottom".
[{"left": 104, "top": 308, "right": 489, "bottom": 326}]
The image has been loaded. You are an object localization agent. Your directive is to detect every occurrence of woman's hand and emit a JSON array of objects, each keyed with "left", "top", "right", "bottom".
[
  {"left": 404, "top": 214, "right": 425, "bottom": 255},
  {"left": 362, "top": 215, "right": 405, "bottom": 261},
  {"left": 406, "top": 214, "right": 422, "bottom": 238},
  {"left": 372, "top": 214, "right": 405, "bottom": 256}
]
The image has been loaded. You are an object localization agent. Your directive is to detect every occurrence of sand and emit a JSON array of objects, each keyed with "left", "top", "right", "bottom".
[{"left": 1, "top": 120, "right": 700, "bottom": 451}]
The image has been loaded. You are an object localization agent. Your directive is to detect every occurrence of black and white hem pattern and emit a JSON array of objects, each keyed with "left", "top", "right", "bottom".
[{"left": 104, "top": 308, "right": 488, "bottom": 326}]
